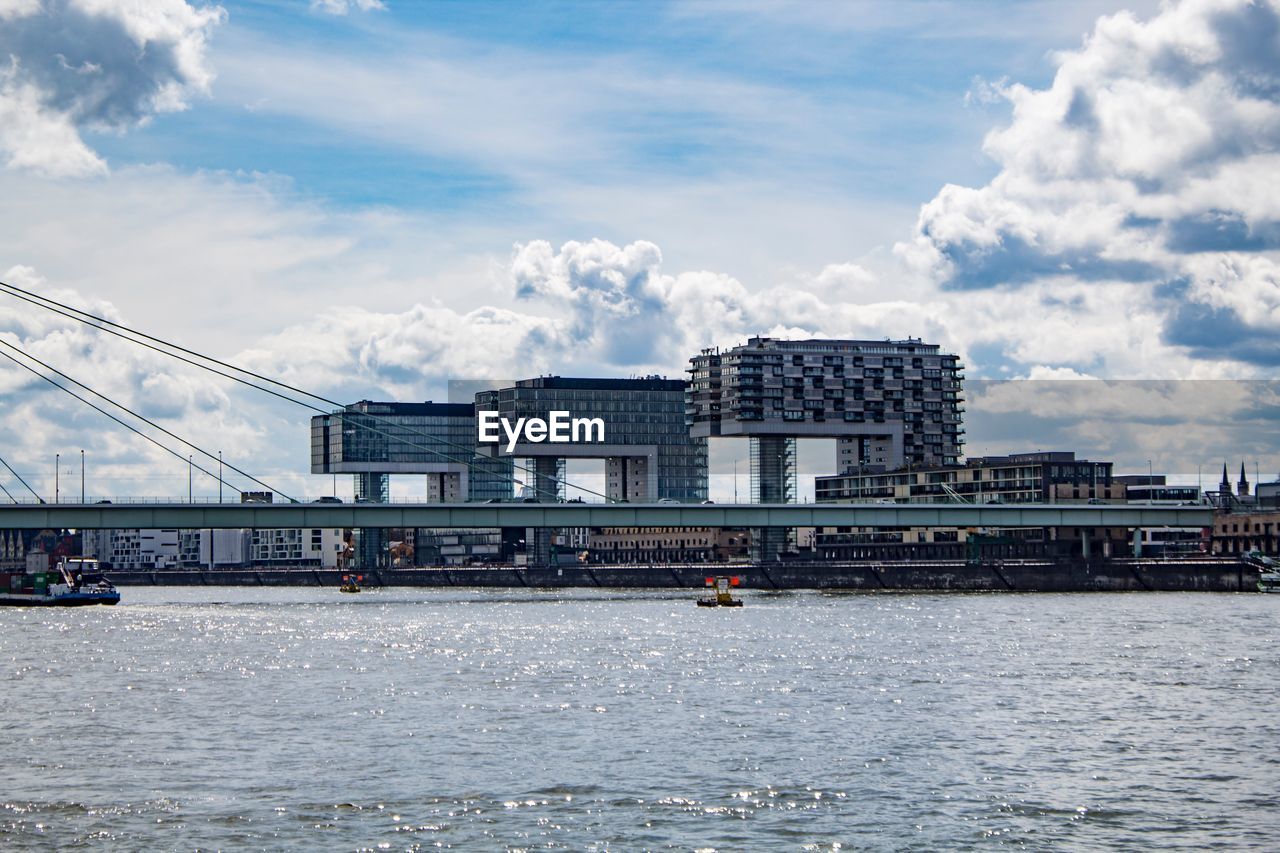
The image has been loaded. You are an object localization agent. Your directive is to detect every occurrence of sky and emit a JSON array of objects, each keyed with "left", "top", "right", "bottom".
[{"left": 0, "top": 0, "right": 1277, "bottom": 501}]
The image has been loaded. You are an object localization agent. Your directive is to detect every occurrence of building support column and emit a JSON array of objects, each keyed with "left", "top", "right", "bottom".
[
  {"left": 354, "top": 472, "right": 389, "bottom": 570},
  {"left": 750, "top": 436, "right": 796, "bottom": 563},
  {"left": 528, "top": 457, "right": 564, "bottom": 567}
]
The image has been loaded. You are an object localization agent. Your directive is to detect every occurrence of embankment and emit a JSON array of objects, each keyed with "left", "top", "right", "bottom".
[{"left": 107, "top": 558, "right": 1259, "bottom": 592}]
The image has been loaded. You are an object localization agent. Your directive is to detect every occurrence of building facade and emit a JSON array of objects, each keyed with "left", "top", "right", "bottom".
[
  {"left": 310, "top": 400, "right": 513, "bottom": 502},
  {"left": 813, "top": 452, "right": 1128, "bottom": 560},
  {"left": 815, "top": 452, "right": 1116, "bottom": 504},
  {"left": 688, "top": 337, "right": 965, "bottom": 469},
  {"left": 475, "top": 376, "right": 708, "bottom": 566},
  {"left": 179, "top": 529, "right": 250, "bottom": 568},
  {"left": 476, "top": 377, "right": 707, "bottom": 502},
  {"left": 688, "top": 337, "right": 964, "bottom": 560},
  {"left": 84, "top": 528, "right": 181, "bottom": 569},
  {"left": 586, "top": 527, "right": 752, "bottom": 565},
  {"left": 311, "top": 400, "right": 515, "bottom": 567},
  {"left": 250, "top": 527, "right": 345, "bottom": 568},
  {"left": 1212, "top": 509, "right": 1279, "bottom": 556}
]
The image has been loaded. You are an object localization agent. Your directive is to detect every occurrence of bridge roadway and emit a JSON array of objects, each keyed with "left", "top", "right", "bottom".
[{"left": 0, "top": 501, "right": 1215, "bottom": 529}]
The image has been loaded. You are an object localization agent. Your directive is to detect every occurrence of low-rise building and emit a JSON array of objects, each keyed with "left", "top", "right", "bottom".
[
  {"left": 815, "top": 451, "right": 1117, "bottom": 504},
  {"left": 587, "top": 527, "right": 751, "bottom": 565},
  {"left": 1212, "top": 510, "right": 1280, "bottom": 556},
  {"left": 179, "top": 529, "right": 251, "bottom": 568},
  {"left": 251, "top": 528, "right": 344, "bottom": 568},
  {"left": 87, "top": 527, "right": 343, "bottom": 569},
  {"left": 84, "top": 528, "right": 181, "bottom": 569},
  {"left": 414, "top": 528, "right": 507, "bottom": 566},
  {"left": 814, "top": 452, "right": 1130, "bottom": 560}
]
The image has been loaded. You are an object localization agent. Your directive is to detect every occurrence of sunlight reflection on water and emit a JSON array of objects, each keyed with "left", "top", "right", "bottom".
[{"left": 2, "top": 588, "right": 1278, "bottom": 848}]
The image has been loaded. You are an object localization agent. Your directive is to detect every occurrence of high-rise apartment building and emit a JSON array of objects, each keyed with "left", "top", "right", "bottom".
[
  {"left": 688, "top": 336, "right": 964, "bottom": 559},
  {"left": 688, "top": 336, "right": 965, "bottom": 469}
]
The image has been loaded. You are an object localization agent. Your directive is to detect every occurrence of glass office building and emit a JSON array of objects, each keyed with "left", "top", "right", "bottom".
[
  {"left": 475, "top": 377, "right": 708, "bottom": 503},
  {"left": 474, "top": 376, "right": 708, "bottom": 567},
  {"left": 310, "top": 401, "right": 513, "bottom": 567}
]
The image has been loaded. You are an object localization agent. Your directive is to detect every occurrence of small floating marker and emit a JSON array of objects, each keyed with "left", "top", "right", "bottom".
[{"left": 697, "top": 575, "right": 743, "bottom": 607}]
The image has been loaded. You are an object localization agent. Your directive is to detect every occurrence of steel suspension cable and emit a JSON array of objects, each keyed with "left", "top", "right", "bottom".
[
  {"left": 0, "top": 282, "right": 509, "bottom": 484},
  {"left": 0, "top": 279, "right": 613, "bottom": 501},
  {"left": 0, "top": 349, "right": 272, "bottom": 501},
  {"left": 0, "top": 468, "right": 20, "bottom": 503},
  {"left": 0, "top": 338, "right": 292, "bottom": 500},
  {"left": 0, "top": 449, "right": 43, "bottom": 502}
]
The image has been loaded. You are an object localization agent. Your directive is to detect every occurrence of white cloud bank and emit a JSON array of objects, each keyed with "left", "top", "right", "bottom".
[
  {"left": 897, "top": 0, "right": 1280, "bottom": 366},
  {"left": 0, "top": 0, "right": 224, "bottom": 176}
]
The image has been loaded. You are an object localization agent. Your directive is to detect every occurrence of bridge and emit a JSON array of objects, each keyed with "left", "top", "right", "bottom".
[{"left": 0, "top": 501, "right": 1215, "bottom": 530}]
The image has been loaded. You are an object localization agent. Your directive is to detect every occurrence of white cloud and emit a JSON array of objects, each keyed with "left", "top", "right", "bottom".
[
  {"left": 0, "top": 265, "right": 279, "bottom": 499},
  {"left": 0, "top": 0, "right": 41, "bottom": 21},
  {"left": 0, "top": 0, "right": 225, "bottom": 176},
  {"left": 311, "top": 0, "right": 384, "bottom": 13},
  {"left": 896, "top": 0, "right": 1280, "bottom": 366},
  {"left": 0, "top": 75, "right": 107, "bottom": 175}
]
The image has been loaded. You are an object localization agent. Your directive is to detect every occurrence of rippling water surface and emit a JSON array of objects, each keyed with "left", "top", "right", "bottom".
[{"left": 2, "top": 588, "right": 1278, "bottom": 849}]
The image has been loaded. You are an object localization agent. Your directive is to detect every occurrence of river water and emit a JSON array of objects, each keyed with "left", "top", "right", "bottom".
[{"left": 2, "top": 588, "right": 1278, "bottom": 849}]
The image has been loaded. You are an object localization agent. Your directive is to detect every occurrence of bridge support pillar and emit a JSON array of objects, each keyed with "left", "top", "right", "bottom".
[
  {"left": 528, "top": 457, "right": 564, "bottom": 567},
  {"left": 751, "top": 436, "right": 796, "bottom": 563},
  {"left": 354, "top": 473, "right": 389, "bottom": 569}
]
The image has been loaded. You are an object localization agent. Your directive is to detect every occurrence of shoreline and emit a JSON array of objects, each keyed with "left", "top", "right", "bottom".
[{"left": 103, "top": 557, "right": 1259, "bottom": 592}]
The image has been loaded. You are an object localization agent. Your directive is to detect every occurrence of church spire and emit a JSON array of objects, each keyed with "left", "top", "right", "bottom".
[
  {"left": 1220, "top": 463, "right": 1233, "bottom": 496},
  {"left": 1238, "top": 462, "right": 1250, "bottom": 497}
]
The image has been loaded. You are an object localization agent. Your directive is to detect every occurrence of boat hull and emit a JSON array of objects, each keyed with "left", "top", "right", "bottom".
[{"left": 0, "top": 591, "right": 121, "bottom": 607}]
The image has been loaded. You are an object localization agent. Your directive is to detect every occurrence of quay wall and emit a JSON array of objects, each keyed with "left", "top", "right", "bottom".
[{"left": 106, "top": 559, "right": 1259, "bottom": 592}]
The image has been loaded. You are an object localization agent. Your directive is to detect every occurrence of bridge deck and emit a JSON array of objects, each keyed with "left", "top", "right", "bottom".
[{"left": 0, "top": 502, "right": 1215, "bottom": 529}]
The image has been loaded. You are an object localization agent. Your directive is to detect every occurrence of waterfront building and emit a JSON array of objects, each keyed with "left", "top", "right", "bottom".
[
  {"left": 83, "top": 528, "right": 180, "bottom": 570},
  {"left": 310, "top": 401, "right": 513, "bottom": 503},
  {"left": 1118, "top": 478, "right": 1205, "bottom": 554},
  {"left": 586, "top": 527, "right": 751, "bottom": 565},
  {"left": 312, "top": 381, "right": 708, "bottom": 567},
  {"left": 413, "top": 528, "right": 510, "bottom": 566},
  {"left": 688, "top": 336, "right": 964, "bottom": 558},
  {"left": 812, "top": 452, "right": 1127, "bottom": 560},
  {"left": 1116, "top": 473, "right": 1203, "bottom": 502},
  {"left": 1212, "top": 509, "right": 1280, "bottom": 556},
  {"left": 0, "top": 529, "right": 80, "bottom": 571},
  {"left": 476, "top": 376, "right": 706, "bottom": 502},
  {"left": 477, "top": 376, "right": 708, "bottom": 566},
  {"left": 815, "top": 452, "right": 1115, "bottom": 504},
  {"left": 178, "top": 529, "right": 250, "bottom": 568},
  {"left": 250, "top": 527, "right": 344, "bottom": 568},
  {"left": 310, "top": 400, "right": 514, "bottom": 567},
  {"left": 86, "top": 527, "right": 342, "bottom": 569}
]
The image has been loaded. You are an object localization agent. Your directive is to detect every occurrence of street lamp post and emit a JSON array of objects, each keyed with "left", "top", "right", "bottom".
[
  {"left": 80, "top": 449, "right": 84, "bottom": 503},
  {"left": 55, "top": 453, "right": 59, "bottom": 504},
  {"left": 188, "top": 455, "right": 193, "bottom": 503},
  {"left": 218, "top": 451, "right": 223, "bottom": 504}
]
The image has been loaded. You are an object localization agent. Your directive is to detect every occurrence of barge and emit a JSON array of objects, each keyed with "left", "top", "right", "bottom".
[{"left": 0, "top": 557, "right": 120, "bottom": 607}]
